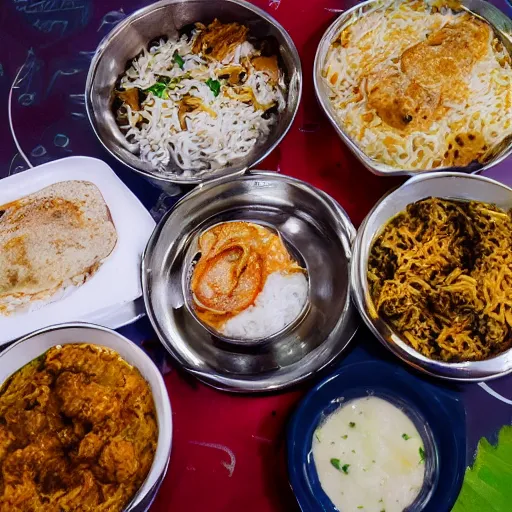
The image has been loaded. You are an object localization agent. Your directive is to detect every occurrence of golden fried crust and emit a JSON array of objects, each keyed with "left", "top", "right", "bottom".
[
  {"left": 367, "top": 17, "right": 491, "bottom": 135},
  {"left": 367, "top": 70, "right": 441, "bottom": 131},
  {"left": 0, "top": 345, "right": 158, "bottom": 512},
  {"left": 192, "top": 19, "right": 249, "bottom": 61}
]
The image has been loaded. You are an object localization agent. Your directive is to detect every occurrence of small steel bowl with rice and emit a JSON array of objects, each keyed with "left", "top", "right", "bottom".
[
  {"left": 142, "top": 172, "right": 359, "bottom": 392},
  {"left": 351, "top": 172, "right": 512, "bottom": 381},
  {"left": 86, "top": 0, "right": 302, "bottom": 189},
  {"left": 314, "top": 0, "right": 512, "bottom": 177}
]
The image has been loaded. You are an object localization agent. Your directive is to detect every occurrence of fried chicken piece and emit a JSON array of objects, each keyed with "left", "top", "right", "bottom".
[
  {"left": 367, "top": 69, "right": 440, "bottom": 131},
  {"left": 55, "top": 372, "right": 121, "bottom": 424},
  {"left": 251, "top": 55, "right": 279, "bottom": 83},
  {"left": 178, "top": 95, "right": 217, "bottom": 130},
  {"left": 367, "top": 17, "right": 491, "bottom": 131},
  {"left": 53, "top": 470, "right": 101, "bottom": 511},
  {"left": 192, "top": 19, "right": 248, "bottom": 61},
  {"left": 99, "top": 438, "right": 139, "bottom": 483},
  {"left": 116, "top": 88, "right": 141, "bottom": 111},
  {"left": 401, "top": 18, "right": 490, "bottom": 99}
]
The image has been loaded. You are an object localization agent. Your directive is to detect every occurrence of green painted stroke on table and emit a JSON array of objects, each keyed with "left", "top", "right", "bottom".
[{"left": 452, "top": 426, "right": 512, "bottom": 512}]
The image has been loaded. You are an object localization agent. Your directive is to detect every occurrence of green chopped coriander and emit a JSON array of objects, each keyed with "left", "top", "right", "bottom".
[
  {"left": 315, "top": 429, "right": 321, "bottom": 443},
  {"left": 357, "top": 507, "right": 363, "bottom": 509},
  {"left": 206, "top": 78, "right": 221, "bottom": 97},
  {"left": 145, "top": 81, "right": 167, "bottom": 98},
  {"left": 419, "top": 446, "right": 426, "bottom": 463},
  {"left": 402, "top": 433, "right": 411, "bottom": 440},
  {"left": 341, "top": 464, "right": 350, "bottom": 474},
  {"left": 352, "top": 449, "right": 356, "bottom": 453},
  {"left": 379, "top": 499, "right": 384, "bottom": 503},
  {"left": 349, "top": 422, "right": 356, "bottom": 428},
  {"left": 173, "top": 52, "right": 185, "bottom": 69},
  {"left": 342, "top": 435, "right": 348, "bottom": 439},
  {"left": 330, "top": 458, "right": 341, "bottom": 470}
]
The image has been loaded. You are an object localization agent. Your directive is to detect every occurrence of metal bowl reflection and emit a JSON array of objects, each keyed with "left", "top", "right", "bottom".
[
  {"left": 142, "top": 171, "right": 358, "bottom": 392},
  {"left": 86, "top": 0, "right": 301, "bottom": 187},
  {"left": 351, "top": 172, "right": 512, "bottom": 380}
]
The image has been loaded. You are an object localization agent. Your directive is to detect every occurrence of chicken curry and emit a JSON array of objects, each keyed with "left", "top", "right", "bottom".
[{"left": 0, "top": 344, "right": 158, "bottom": 512}]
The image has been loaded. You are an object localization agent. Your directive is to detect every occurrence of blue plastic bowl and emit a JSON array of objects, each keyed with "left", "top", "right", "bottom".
[{"left": 287, "top": 360, "right": 466, "bottom": 512}]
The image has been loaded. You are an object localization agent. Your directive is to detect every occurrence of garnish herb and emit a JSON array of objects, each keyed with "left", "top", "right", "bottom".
[
  {"left": 402, "top": 433, "right": 411, "bottom": 440},
  {"left": 342, "top": 435, "right": 348, "bottom": 439},
  {"left": 341, "top": 464, "right": 350, "bottom": 474},
  {"left": 419, "top": 446, "right": 426, "bottom": 463},
  {"left": 145, "top": 81, "right": 168, "bottom": 98},
  {"left": 357, "top": 507, "right": 363, "bottom": 509},
  {"left": 352, "top": 450, "right": 356, "bottom": 454},
  {"left": 330, "top": 458, "right": 341, "bottom": 470},
  {"left": 349, "top": 422, "right": 356, "bottom": 428},
  {"left": 315, "top": 429, "right": 321, "bottom": 443},
  {"left": 173, "top": 52, "right": 185, "bottom": 70},
  {"left": 206, "top": 78, "right": 221, "bottom": 97}
]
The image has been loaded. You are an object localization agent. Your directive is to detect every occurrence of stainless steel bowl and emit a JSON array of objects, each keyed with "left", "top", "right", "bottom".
[
  {"left": 0, "top": 322, "right": 172, "bottom": 511},
  {"left": 142, "top": 171, "right": 358, "bottom": 392},
  {"left": 314, "top": 0, "right": 512, "bottom": 177},
  {"left": 86, "top": 0, "right": 302, "bottom": 187},
  {"left": 351, "top": 172, "right": 512, "bottom": 381}
]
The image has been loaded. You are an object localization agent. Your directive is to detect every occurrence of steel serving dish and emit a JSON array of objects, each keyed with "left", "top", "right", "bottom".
[
  {"left": 86, "top": 0, "right": 302, "bottom": 188},
  {"left": 142, "top": 171, "right": 358, "bottom": 392},
  {"left": 0, "top": 323, "right": 172, "bottom": 512},
  {"left": 351, "top": 172, "right": 512, "bottom": 381},
  {"left": 313, "top": 0, "right": 512, "bottom": 177}
]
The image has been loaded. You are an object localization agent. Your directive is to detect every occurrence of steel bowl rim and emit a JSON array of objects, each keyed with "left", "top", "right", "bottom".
[
  {"left": 142, "top": 170, "right": 359, "bottom": 392},
  {"left": 0, "top": 321, "right": 172, "bottom": 511},
  {"left": 351, "top": 171, "right": 512, "bottom": 381},
  {"left": 313, "top": 0, "right": 512, "bottom": 177},
  {"left": 85, "top": 0, "right": 302, "bottom": 186}
]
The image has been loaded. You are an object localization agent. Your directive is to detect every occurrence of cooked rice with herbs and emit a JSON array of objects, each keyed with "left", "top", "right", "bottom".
[
  {"left": 368, "top": 197, "right": 512, "bottom": 362},
  {"left": 115, "top": 19, "right": 286, "bottom": 176}
]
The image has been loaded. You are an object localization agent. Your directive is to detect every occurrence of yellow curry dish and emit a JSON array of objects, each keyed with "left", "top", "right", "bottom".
[
  {"left": 0, "top": 344, "right": 158, "bottom": 512},
  {"left": 368, "top": 197, "right": 512, "bottom": 362}
]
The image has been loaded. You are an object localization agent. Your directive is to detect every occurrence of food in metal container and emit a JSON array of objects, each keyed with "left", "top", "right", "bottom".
[
  {"left": 312, "top": 396, "right": 426, "bottom": 512},
  {"left": 0, "top": 344, "right": 158, "bottom": 511},
  {"left": 190, "top": 221, "right": 308, "bottom": 339},
  {"left": 322, "top": 0, "right": 512, "bottom": 170},
  {"left": 368, "top": 197, "right": 512, "bottom": 362},
  {"left": 0, "top": 181, "right": 117, "bottom": 316},
  {"left": 114, "top": 19, "right": 286, "bottom": 176}
]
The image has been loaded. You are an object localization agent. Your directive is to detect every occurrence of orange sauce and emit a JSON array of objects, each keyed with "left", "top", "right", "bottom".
[{"left": 190, "top": 221, "right": 304, "bottom": 331}]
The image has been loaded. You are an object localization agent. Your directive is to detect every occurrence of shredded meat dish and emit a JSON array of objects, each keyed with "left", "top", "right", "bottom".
[
  {"left": 368, "top": 198, "right": 512, "bottom": 362},
  {"left": 0, "top": 344, "right": 158, "bottom": 511}
]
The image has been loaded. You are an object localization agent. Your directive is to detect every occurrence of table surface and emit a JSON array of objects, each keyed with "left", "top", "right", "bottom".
[{"left": 1, "top": 1, "right": 512, "bottom": 511}]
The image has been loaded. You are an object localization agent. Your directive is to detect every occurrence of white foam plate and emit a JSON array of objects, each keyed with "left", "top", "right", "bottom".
[{"left": 0, "top": 156, "right": 156, "bottom": 344}]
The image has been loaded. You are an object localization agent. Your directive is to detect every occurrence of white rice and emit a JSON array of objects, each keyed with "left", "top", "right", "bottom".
[{"left": 221, "top": 271, "right": 308, "bottom": 340}]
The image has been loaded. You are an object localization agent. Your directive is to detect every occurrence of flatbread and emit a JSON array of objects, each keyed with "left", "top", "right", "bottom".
[{"left": 0, "top": 181, "right": 118, "bottom": 314}]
